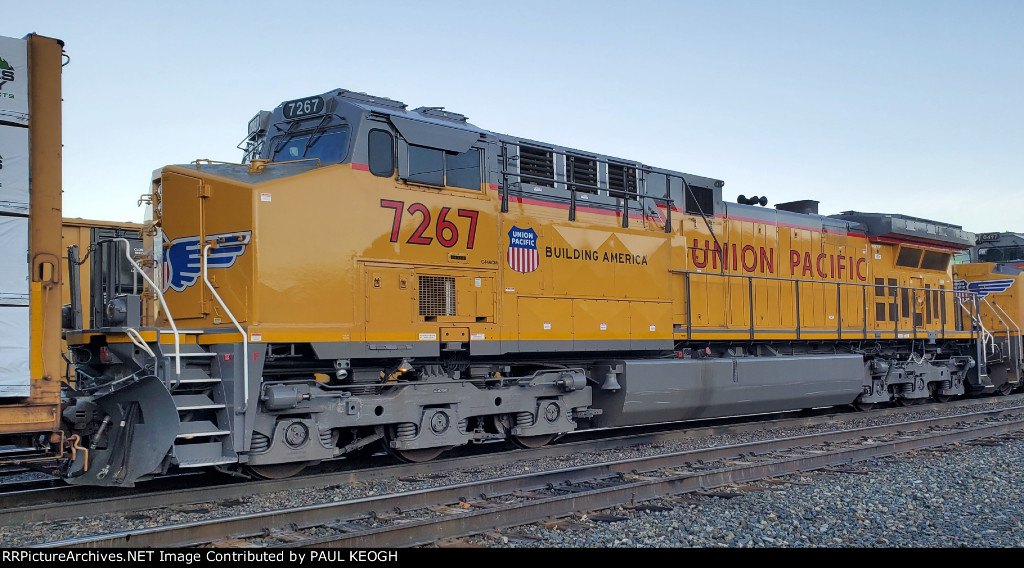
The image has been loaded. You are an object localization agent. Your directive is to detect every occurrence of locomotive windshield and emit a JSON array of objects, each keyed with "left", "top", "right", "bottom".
[
  {"left": 978, "top": 245, "right": 1024, "bottom": 264},
  {"left": 270, "top": 126, "right": 350, "bottom": 164}
]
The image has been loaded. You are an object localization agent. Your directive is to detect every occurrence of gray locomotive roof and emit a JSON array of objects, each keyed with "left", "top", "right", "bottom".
[
  {"left": 317, "top": 89, "right": 725, "bottom": 190},
  {"left": 491, "top": 132, "right": 725, "bottom": 190},
  {"left": 830, "top": 211, "right": 975, "bottom": 248},
  {"left": 722, "top": 200, "right": 866, "bottom": 234},
  {"left": 303, "top": 89, "right": 489, "bottom": 136}
]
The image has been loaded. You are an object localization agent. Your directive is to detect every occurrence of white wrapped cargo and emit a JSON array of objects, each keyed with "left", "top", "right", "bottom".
[
  {"left": 0, "top": 36, "right": 28, "bottom": 126},
  {"left": 0, "top": 305, "right": 30, "bottom": 397},
  {"left": 0, "top": 214, "right": 27, "bottom": 305},
  {"left": 0, "top": 124, "right": 29, "bottom": 213}
]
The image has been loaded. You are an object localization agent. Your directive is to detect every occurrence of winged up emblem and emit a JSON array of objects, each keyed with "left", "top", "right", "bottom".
[
  {"left": 954, "top": 278, "right": 1016, "bottom": 302},
  {"left": 161, "top": 231, "right": 252, "bottom": 292}
]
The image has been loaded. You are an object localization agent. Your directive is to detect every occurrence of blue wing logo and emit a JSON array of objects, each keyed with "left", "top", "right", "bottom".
[
  {"left": 161, "top": 231, "right": 252, "bottom": 292},
  {"left": 955, "top": 278, "right": 1016, "bottom": 300}
]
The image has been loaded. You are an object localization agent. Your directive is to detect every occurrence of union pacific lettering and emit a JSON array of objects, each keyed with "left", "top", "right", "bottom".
[
  {"left": 509, "top": 229, "right": 536, "bottom": 248},
  {"left": 789, "top": 250, "right": 867, "bottom": 281},
  {"left": 690, "top": 240, "right": 775, "bottom": 274},
  {"left": 690, "top": 239, "right": 867, "bottom": 282}
]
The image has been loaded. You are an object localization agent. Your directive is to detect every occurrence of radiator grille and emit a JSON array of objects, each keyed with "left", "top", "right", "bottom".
[
  {"left": 419, "top": 276, "right": 456, "bottom": 317},
  {"left": 518, "top": 145, "right": 555, "bottom": 187},
  {"left": 608, "top": 164, "right": 638, "bottom": 198},
  {"left": 568, "top": 155, "right": 597, "bottom": 193}
]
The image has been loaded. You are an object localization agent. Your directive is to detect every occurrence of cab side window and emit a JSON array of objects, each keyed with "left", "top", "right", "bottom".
[
  {"left": 408, "top": 145, "right": 444, "bottom": 186},
  {"left": 406, "top": 145, "right": 481, "bottom": 190},
  {"left": 446, "top": 148, "right": 481, "bottom": 190},
  {"left": 368, "top": 130, "right": 395, "bottom": 177}
]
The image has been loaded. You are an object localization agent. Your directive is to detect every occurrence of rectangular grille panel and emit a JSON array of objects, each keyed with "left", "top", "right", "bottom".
[
  {"left": 684, "top": 185, "right": 714, "bottom": 215},
  {"left": 518, "top": 145, "right": 555, "bottom": 187},
  {"left": 568, "top": 155, "right": 597, "bottom": 193},
  {"left": 608, "top": 164, "right": 638, "bottom": 200},
  {"left": 419, "top": 276, "right": 456, "bottom": 317}
]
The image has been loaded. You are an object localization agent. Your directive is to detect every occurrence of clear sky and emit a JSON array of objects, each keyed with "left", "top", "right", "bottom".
[{"left": 4, "top": 0, "right": 1022, "bottom": 234}]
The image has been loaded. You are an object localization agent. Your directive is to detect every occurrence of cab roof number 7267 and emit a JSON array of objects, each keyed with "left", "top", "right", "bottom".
[{"left": 282, "top": 96, "right": 325, "bottom": 120}]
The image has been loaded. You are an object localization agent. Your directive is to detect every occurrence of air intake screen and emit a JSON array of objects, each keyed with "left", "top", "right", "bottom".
[
  {"left": 519, "top": 146, "right": 554, "bottom": 187},
  {"left": 608, "top": 164, "right": 637, "bottom": 199},
  {"left": 568, "top": 155, "right": 597, "bottom": 193},
  {"left": 685, "top": 185, "right": 714, "bottom": 215},
  {"left": 419, "top": 276, "right": 456, "bottom": 317}
]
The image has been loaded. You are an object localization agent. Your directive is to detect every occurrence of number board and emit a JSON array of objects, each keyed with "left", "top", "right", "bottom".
[
  {"left": 282, "top": 96, "right": 326, "bottom": 120},
  {"left": 978, "top": 233, "right": 1001, "bottom": 242}
]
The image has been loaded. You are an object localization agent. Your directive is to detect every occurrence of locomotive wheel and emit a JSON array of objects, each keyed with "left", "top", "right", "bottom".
[
  {"left": 997, "top": 383, "right": 1014, "bottom": 396},
  {"left": 382, "top": 426, "right": 449, "bottom": 463},
  {"left": 494, "top": 414, "right": 556, "bottom": 449},
  {"left": 934, "top": 394, "right": 955, "bottom": 403},
  {"left": 510, "top": 433, "right": 556, "bottom": 449},
  {"left": 853, "top": 401, "right": 875, "bottom": 411},
  {"left": 896, "top": 397, "right": 920, "bottom": 407},
  {"left": 247, "top": 461, "right": 309, "bottom": 480}
]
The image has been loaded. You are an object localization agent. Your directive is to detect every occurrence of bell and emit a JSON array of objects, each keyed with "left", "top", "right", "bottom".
[{"left": 601, "top": 369, "right": 621, "bottom": 391}]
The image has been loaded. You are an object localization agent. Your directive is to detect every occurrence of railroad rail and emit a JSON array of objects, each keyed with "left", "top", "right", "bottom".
[
  {"left": 24, "top": 401, "right": 1024, "bottom": 548},
  {"left": 3, "top": 395, "right": 1005, "bottom": 525}
]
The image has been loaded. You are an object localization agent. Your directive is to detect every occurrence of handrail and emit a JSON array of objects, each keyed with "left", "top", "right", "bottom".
[
  {"left": 504, "top": 170, "right": 673, "bottom": 203},
  {"left": 960, "top": 301, "right": 993, "bottom": 349},
  {"left": 681, "top": 177, "right": 725, "bottom": 274},
  {"left": 114, "top": 238, "right": 181, "bottom": 375},
  {"left": 203, "top": 244, "right": 250, "bottom": 413},
  {"left": 959, "top": 298, "right": 991, "bottom": 378},
  {"left": 992, "top": 301, "right": 1023, "bottom": 382},
  {"left": 497, "top": 142, "right": 675, "bottom": 233},
  {"left": 992, "top": 302, "right": 1024, "bottom": 362},
  {"left": 124, "top": 328, "right": 156, "bottom": 359},
  {"left": 191, "top": 157, "right": 322, "bottom": 169},
  {"left": 982, "top": 298, "right": 1011, "bottom": 356}
]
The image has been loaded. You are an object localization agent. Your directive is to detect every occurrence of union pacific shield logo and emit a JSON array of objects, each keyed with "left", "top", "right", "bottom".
[
  {"left": 506, "top": 226, "right": 538, "bottom": 273},
  {"left": 954, "top": 279, "right": 969, "bottom": 302}
]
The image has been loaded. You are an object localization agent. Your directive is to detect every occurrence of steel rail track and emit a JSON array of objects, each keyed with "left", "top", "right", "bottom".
[
  {"left": 0, "top": 404, "right": 856, "bottom": 524},
  {"left": 3, "top": 396, "right": 1012, "bottom": 526},
  {"left": 33, "top": 406, "right": 1024, "bottom": 548}
]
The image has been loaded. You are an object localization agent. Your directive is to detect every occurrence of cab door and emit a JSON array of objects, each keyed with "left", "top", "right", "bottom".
[
  {"left": 896, "top": 275, "right": 920, "bottom": 334},
  {"left": 909, "top": 276, "right": 925, "bottom": 331},
  {"left": 159, "top": 172, "right": 206, "bottom": 320}
]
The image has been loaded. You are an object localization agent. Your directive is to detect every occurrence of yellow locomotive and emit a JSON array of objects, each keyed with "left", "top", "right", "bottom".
[
  {"left": 61, "top": 89, "right": 986, "bottom": 486},
  {"left": 952, "top": 231, "right": 1024, "bottom": 395}
]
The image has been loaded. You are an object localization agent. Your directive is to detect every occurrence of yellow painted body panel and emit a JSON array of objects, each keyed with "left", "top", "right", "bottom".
[
  {"left": 673, "top": 214, "right": 963, "bottom": 341},
  {"left": 145, "top": 156, "right": 971, "bottom": 351},
  {"left": 955, "top": 262, "right": 1024, "bottom": 338}
]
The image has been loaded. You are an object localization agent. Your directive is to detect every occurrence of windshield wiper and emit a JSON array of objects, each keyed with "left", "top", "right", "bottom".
[{"left": 304, "top": 114, "right": 336, "bottom": 154}]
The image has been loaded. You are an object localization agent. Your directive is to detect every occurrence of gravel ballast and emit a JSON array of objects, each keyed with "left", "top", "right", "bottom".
[
  {"left": 460, "top": 434, "right": 1024, "bottom": 547},
  {"left": 3, "top": 398, "right": 1024, "bottom": 548}
]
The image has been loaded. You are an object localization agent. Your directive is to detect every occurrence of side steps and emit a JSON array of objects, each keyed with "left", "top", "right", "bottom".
[{"left": 167, "top": 342, "right": 237, "bottom": 468}]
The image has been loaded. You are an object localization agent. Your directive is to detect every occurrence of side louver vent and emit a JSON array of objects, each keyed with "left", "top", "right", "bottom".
[{"left": 518, "top": 145, "right": 555, "bottom": 187}]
